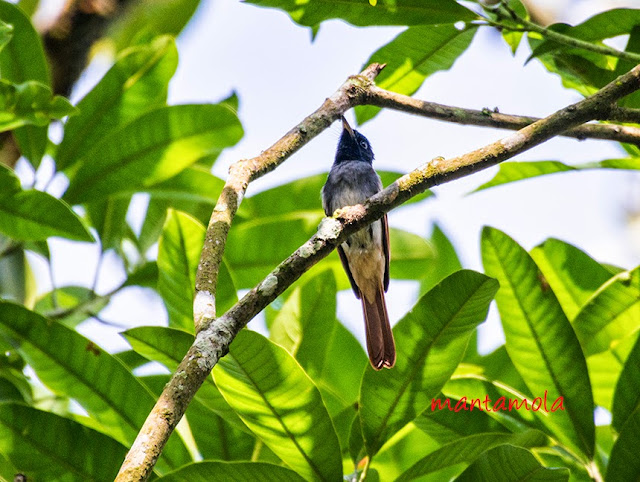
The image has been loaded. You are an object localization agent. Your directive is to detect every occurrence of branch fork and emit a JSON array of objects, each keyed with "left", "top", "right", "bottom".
[{"left": 116, "top": 62, "right": 640, "bottom": 481}]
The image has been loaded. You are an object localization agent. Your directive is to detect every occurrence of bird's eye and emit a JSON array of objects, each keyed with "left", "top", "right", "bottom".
[{"left": 360, "top": 141, "right": 368, "bottom": 149}]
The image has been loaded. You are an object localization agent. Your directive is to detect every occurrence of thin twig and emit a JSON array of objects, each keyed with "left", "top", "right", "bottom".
[
  {"left": 364, "top": 87, "right": 640, "bottom": 145},
  {"left": 115, "top": 63, "right": 640, "bottom": 481}
]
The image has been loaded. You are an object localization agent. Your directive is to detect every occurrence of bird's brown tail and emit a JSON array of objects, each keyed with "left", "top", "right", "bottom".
[{"left": 362, "top": 284, "right": 396, "bottom": 370}]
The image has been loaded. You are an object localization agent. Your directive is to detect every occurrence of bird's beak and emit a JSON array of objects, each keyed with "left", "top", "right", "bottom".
[{"left": 341, "top": 116, "right": 356, "bottom": 139}]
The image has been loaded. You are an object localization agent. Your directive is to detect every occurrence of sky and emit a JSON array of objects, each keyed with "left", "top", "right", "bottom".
[{"left": 27, "top": 0, "right": 640, "bottom": 358}]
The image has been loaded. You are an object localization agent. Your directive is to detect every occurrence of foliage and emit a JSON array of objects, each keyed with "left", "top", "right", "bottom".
[{"left": 0, "top": 0, "right": 639, "bottom": 481}]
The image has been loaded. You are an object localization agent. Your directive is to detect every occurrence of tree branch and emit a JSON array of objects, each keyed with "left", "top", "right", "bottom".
[
  {"left": 364, "top": 87, "right": 640, "bottom": 145},
  {"left": 116, "top": 63, "right": 640, "bottom": 481},
  {"left": 192, "top": 63, "right": 385, "bottom": 332}
]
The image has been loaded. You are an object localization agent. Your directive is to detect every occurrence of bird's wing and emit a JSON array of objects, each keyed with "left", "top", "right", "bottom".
[
  {"left": 382, "top": 214, "right": 390, "bottom": 292},
  {"left": 337, "top": 245, "right": 361, "bottom": 299}
]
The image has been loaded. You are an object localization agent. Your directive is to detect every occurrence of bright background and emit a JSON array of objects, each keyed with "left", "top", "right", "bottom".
[{"left": 27, "top": 0, "right": 640, "bottom": 358}]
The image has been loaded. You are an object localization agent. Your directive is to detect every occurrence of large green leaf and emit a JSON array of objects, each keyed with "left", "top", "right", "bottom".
[
  {"left": 419, "top": 223, "right": 462, "bottom": 296},
  {"left": 414, "top": 396, "right": 509, "bottom": 444},
  {"left": 481, "top": 227, "right": 594, "bottom": 459},
  {"left": 359, "top": 270, "right": 499, "bottom": 455},
  {"left": 121, "top": 325, "right": 247, "bottom": 431},
  {"left": 0, "top": 241, "right": 34, "bottom": 305},
  {"left": 56, "top": 36, "right": 178, "bottom": 171},
  {"left": 606, "top": 407, "right": 640, "bottom": 482},
  {"left": 0, "top": 188, "right": 93, "bottom": 242},
  {"left": 611, "top": 335, "right": 640, "bottom": 432},
  {"left": 356, "top": 24, "right": 477, "bottom": 124},
  {"left": 454, "top": 444, "right": 569, "bottom": 481},
  {"left": 573, "top": 267, "right": 640, "bottom": 357},
  {"left": 442, "top": 363, "right": 542, "bottom": 432},
  {"left": 270, "top": 269, "right": 366, "bottom": 415},
  {"left": 34, "top": 286, "right": 108, "bottom": 328},
  {"left": 473, "top": 159, "right": 640, "bottom": 192},
  {"left": 0, "top": 80, "right": 75, "bottom": 131},
  {"left": 0, "top": 302, "right": 191, "bottom": 471},
  {"left": 63, "top": 103, "right": 243, "bottom": 204},
  {"left": 156, "top": 461, "right": 305, "bottom": 482},
  {"left": 540, "top": 9, "right": 640, "bottom": 43},
  {"left": 213, "top": 330, "right": 342, "bottom": 481},
  {"left": 0, "top": 20, "right": 11, "bottom": 54},
  {"left": 530, "top": 238, "right": 615, "bottom": 320},
  {"left": 107, "top": 0, "right": 202, "bottom": 53},
  {"left": 87, "top": 196, "right": 132, "bottom": 253},
  {"left": 143, "top": 165, "right": 225, "bottom": 204},
  {"left": 246, "top": 0, "right": 476, "bottom": 27},
  {"left": 396, "top": 430, "right": 548, "bottom": 481},
  {"left": 0, "top": 1, "right": 49, "bottom": 166},
  {"left": 0, "top": 403, "right": 127, "bottom": 482},
  {"left": 158, "top": 210, "right": 237, "bottom": 331},
  {"left": 157, "top": 210, "right": 204, "bottom": 331}
]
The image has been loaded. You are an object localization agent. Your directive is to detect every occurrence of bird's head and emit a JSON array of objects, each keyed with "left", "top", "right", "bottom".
[{"left": 335, "top": 116, "right": 375, "bottom": 164}]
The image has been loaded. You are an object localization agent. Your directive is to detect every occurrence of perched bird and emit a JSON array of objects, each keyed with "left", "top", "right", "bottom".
[{"left": 321, "top": 116, "right": 395, "bottom": 370}]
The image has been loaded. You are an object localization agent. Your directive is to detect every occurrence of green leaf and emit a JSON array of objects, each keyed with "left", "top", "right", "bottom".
[
  {"left": 0, "top": 403, "right": 127, "bottom": 482},
  {"left": 213, "top": 330, "right": 342, "bottom": 481},
  {"left": 121, "top": 325, "right": 247, "bottom": 431},
  {"left": 157, "top": 210, "right": 237, "bottom": 331},
  {"left": 56, "top": 36, "right": 178, "bottom": 171},
  {"left": 454, "top": 444, "right": 569, "bottom": 481},
  {"left": 573, "top": 267, "right": 640, "bottom": 356},
  {"left": 107, "top": 0, "right": 201, "bottom": 53},
  {"left": 156, "top": 461, "right": 305, "bottom": 482},
  {"left": 0, "top": 302, "right": 191, "bottom": 471},
  {"left": 0, "top": 189, "right": 93, "bottom": 242},
  {"left": 0, "top": 80, "right": 75, "bottom": 131},
  {"left": 530, "top": 238, "right": 614, "bottom": 320},
  {"left": 606, "top": 407, "right": 640, "bottom": 482},
  {"left": 611, "top": 335, "right": 640, "bottom": 432},
  {"left": 0, "top": 242, "right": 34, "bottom": 305},
  {"left": 396, "top": 430, "right": 548, "bottom": 481},
  {"left": 0, "top": 1, "right": 50, "bottom": 167},
  {"left": 63, "top": 103, "right": 243, "bottom": 204},
  {"left": 0, "top": 164, "right": 20, "bottom": 197},
  {"left": 122, "top": 261, "right": 158, "bottom": 289},
  {"left": 270, "top": 269, "right": 366, "bottom": 414},
  {"left": 527, "top": 36, "right": 615, "bottom": 97},
  {"left": 34, "top": 286, "right": 108, "bottom": 328},
  {"left": 414, "top": 397, "right": 509, "bottom": 444},
  {"left": 360, "top": 270, "right": 499, "bottom": 455},
  {"left": 0, "top": 20, "right": 12, "bottom": 54},
  {"left": 86, "top": 196, "right": 132, "bottom": 252},
  {"left": 419, "top": 223, "right": 462, "bottom": 296},
  {"left": 442, "top": 363, "right": 542, "bottom": 431},
  {"left": 183, "top": 401, "right": 255, "bottom": 461},
  {"left": 245, "top": 0, "right": 477, "bottom": 27},
  {"left": 356, "top": 24, "right": 477, "bottom": 124},
  {"left": 501, "top": 0, "right": 528, "bottom": 54},
  {"left": 473, "top": 158, "right": 640, "bottom": 192},
  {"left": 481, "top": 227, "right": 595, "bottom": 458},
  {"left": 144, "top": 165, "right": 225, "bottom": 204},
  {"left": 551, "top": 8, "right": 640, "bottom": 42}
]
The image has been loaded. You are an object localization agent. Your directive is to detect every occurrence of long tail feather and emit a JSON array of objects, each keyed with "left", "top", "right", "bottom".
[{"left": 362, "top": 284, "right": 396, "bottom": 370}]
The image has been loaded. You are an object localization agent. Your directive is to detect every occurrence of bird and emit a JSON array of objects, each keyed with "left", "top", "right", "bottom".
[{"left": 321, "top": 116, "right": 396, "bottom": 370}]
